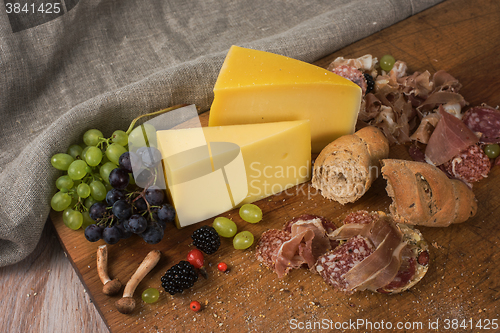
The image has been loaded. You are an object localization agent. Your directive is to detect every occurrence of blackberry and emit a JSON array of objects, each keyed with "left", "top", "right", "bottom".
[
  {"left": 161, "top": 261, "right": 198, "bottom": 295},
  {"left": 363, "top": 73, "right": 375, "bottom": 95},
  {"left": 191, "top": 225, "right": 221, "bottom": 254}
]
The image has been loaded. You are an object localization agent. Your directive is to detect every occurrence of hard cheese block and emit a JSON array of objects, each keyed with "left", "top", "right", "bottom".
[
  {"left": 209, "top": 45, "right": 362, "bottom": 153},
  {"left": 156, "top": 120, "right": 311, "bottom": 227}
]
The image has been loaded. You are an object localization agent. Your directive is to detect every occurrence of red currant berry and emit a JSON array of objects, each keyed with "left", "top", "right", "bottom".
[
  {"left": 190, "top": 300, "right": 201, "bottom": 312},
  {"left": 217, "top": 262, "right": 228, "bottom": 272},
  {"left": 187, "top": 249, "right": 204, "bottom": 269}
]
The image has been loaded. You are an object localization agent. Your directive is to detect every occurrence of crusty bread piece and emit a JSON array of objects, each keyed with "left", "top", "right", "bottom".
[
  {"left": 312, "top": 126, "right": 389, "bottom": 204},
  {"left": 381, "top": 159, "right": 477, "bottom": 227}
]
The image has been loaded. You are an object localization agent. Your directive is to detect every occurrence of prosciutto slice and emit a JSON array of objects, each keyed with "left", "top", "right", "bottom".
[
  {"left": 317, "top": 213, "right": 408, "bottom": 294},
  {"left": 257, "top": 215, "right": 334, "bottom": 278},
  {"left": 356, "top": 242, "right": 407, "bottom": 291},
  {"left": 425, "top": 106, "right": 478, "bottom": 165},
  {"left": 275, "top": 228, "right": 315, "bottom": 278},
  {"left": 291, "top": 219, "right": 332, "bottom": 268},
  {"left": 409, "top": 113, "right": 440, "bottom": 144},
  {"left": 344, "top": 225, "right": 403, "bottom": 290}
]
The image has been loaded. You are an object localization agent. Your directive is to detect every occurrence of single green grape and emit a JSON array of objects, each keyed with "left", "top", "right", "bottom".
[
  {"left": 67, "top": 160, "right": 88, "bottom": 180},
  {"left": 62, "top": 208, "right": 83, "bottom": 230},
  {"left": 128, "top": 123, "right": 157, "bottom": 148},
  {"left": 239, "top": 204, "right": 263, "bottom": 223},
  {"left": 380, "top": 54, "right": 396, "bottom": 72},
  {"left": 90, "top": 180, "right": 107, "bottom": 201},
  {"left": 85, "top": 146, "right": 103, "bottom": 167},
  {"left": 81, "top": 146, "right": 91, "bottom": 161},
  {"left": 484, "top": 144, "right": 500, "bottom": 159},
  {"left": 51, "top": 191, "right": 72, "bottom": 211},
  {"left": 83, "top": 129, "right": 103, "bottom": 146},
  {"left": 105, "top": 143, "right": 127, "bottom": 165},
  {"left": 84, "top": 196, "right": 98, "bottom": 209},
  {"left": 67, "top": 144, "right": 83, "bottom": 159},
  {"left": 56, "top": 175, "right": 74, "bottom": 191},
  {"left": 141, "top": 288, "right": 160, "bottom": 304},
  {"left": 81, "top": 211, "right": 94, "bottom": 229},
  {"left": 100, "top": 162, "right": 118, "bottom": 183},
  {"left": 213, "top": 217, "right": 238, "bottom": 238},
  {"left": 77, "top": 183, "right": 91, "bottom": 198},
  {"left": 50, "top": 153, "right": 74, "bottom": 171},
  {"left": 112, "top": 130, "right": 129, "bottom": 146},
  {"left": 233, "top": 231, "right": 254, "bottom": 250}
]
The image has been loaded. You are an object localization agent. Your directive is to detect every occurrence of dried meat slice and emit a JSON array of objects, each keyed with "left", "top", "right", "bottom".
[
  {"left": 343, "top": 210, "right": 379, "bottom": 225},
  {"left": 275, "top": 228, "right": 315, "bottom": 278},
  {"left": 462, "top": 105, "right": 500, "bottom": 143},
  {"left": 331, "top": 65, "right": 368, "bottom": 95},
  {"left": 256, "top": 214, "right": 336, "bottom": 277},
  {"left": 316, "top": 235, "right": 375, "bottom": 294},
  {"left": 377, "top": 224, "right": 429, "bottom": 294},
  {"left": 284, "top": 214, "right": 338, "bottom": 250},
  {"left": 255, "top": 229, "right": 291, "bottom": 270},
  {"left": 425, "top": 106, "right": 478, "bottom": 165},
  {"left": 320, "top": 211, "right": 429, "bottom": 294},
  {"left": 443, "top": 144, "right": 492, "bottom": 183}
]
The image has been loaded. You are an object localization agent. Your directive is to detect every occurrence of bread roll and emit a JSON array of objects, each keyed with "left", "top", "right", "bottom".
[
  {"left": 381, "top": 159, "right": 477, "bottom": 227},
  {"left": 312, "top": 126, "right": 389, "bottom": 204}
]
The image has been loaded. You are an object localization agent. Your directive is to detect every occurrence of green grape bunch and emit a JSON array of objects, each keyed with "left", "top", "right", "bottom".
[
  {"left": 50, "top": 128, "right": 130, "bottom": 230},
  {"left": 49, "top": 105, "right": 185, "bottom": 242}
]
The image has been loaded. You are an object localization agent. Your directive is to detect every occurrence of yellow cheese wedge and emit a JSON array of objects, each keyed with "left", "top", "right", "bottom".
[
  {"left": 209, "top": 45, "right": 362, "bottom": 153},
  {"left": 156, "top": 120, "right": 311, "bottom": 227}
]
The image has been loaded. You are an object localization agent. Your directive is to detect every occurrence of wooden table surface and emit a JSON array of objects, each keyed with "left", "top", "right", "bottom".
[{"left": 2, "top": 0, "right": 500, "bottom": 332}]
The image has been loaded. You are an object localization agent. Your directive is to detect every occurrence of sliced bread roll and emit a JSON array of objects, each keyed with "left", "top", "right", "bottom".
[
  {"left": 381, "top": 159, "right": 478, "bottom": 227},
  {"left": 312, "top": 126, "right": 389, "bottom": 204}
]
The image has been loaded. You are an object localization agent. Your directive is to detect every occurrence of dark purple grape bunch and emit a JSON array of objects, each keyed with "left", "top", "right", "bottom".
[{"left": 84, "top": 150, "right": 176, "bottom": 245}]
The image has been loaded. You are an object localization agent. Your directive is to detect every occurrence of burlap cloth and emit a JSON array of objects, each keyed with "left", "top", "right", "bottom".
[{"left": 0, "top": 0, "right": 442, "bottom": 266}]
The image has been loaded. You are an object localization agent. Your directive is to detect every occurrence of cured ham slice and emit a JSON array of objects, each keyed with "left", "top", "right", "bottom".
[
  {"left": 255, "top": 214, "right": 335, "bottom": 278},
  {"left": 409, "top": 113, "right": 440, "bottom": 144},
  {"left": 275, "top": 228, "right": 315, "bottom": 278},
  {"left": 425, "top": 106, "right": 478, "bottom": 165},
  {"left": 317, "top": 211, "right": 429, "bottom": 294}
]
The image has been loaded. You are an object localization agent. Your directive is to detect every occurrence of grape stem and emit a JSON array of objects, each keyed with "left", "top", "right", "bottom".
[
  {"left": 124, "top": 104, "right": 189, "bottom": 135},
  {"left": 130, "top": 175, "right": 156, "bottom": 218}
]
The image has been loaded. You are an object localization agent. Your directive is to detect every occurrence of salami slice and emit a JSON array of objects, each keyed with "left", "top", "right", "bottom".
[
  {"left": 331, "top": 65, "right": 367, "bottom": 95},
  {"left": 443, "top": 144, "right": 491, "bottom": 183},
  {"left": 343, "top": 210, "right": 379, "bottom": 225},
  {"left": 315, "top": 235, "right": 374, "bottom": 294},
  {"left": 255, "top": 229, "right": 291, "bottom": 270},
  {"left": 463, "top": 106, "right": 500, "bottom": 143}
]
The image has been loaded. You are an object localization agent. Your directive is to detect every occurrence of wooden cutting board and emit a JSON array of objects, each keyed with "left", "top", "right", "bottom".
[{"left": 51, "top": 0, "right": 500, "bottom": 331}]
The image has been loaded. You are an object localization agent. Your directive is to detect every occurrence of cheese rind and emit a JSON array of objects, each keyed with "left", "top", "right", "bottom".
[
  {"left": 209, "top": 45, "right": 362, "bottom": 153},
  {"left": 156, "top": 120, "right": 311, "bottom": 227}
]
